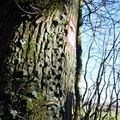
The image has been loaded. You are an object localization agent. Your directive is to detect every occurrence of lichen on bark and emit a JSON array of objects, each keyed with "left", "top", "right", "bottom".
[{"left": 8, "top": 2, "right": 74, "bottom": 119}]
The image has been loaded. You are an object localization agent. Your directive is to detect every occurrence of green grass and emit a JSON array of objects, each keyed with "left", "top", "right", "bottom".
[{"left": 81, "top": 108, "right": 120, "bottom": 120}]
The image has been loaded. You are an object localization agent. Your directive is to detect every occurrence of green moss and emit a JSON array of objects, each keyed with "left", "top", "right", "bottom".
[
  {"left": 23, "top": 23, "right": 33, "bottom": 61},
  {"left": 16, "top": 22, "right": 39, "bottom": 73},
  {"left": 46, "top": 2, "right": 64, "bottom": 17},
  {"left": 24, "top": 92, "right": 47, "bottom": 120}
]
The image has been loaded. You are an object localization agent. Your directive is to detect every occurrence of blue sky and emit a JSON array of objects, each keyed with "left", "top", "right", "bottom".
[{"left": 80, "top": 0, "right": 120, "bottom": 104}]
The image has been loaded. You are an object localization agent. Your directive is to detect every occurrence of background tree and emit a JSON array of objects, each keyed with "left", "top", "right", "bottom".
[
  {"left": 81, "top": 0, "right": 120, "bottom": 120},
  {"left": 0, "top": 0, "right": 82, "bottom": 120}
]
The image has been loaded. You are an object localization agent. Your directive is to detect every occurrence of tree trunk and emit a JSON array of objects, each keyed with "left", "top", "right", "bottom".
[{"left": 0, "top": 0, "right": 82, "bottom": 120}]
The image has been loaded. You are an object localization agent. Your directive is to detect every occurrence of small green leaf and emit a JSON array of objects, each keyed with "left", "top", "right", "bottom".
[
  {"left": 32, "top": 91, "right": 38, "bottom": 98},
  {"left": 10, "top": 110, "right": 17, "bottom": 119},
  {"left": 70, "top": 26, "right": 74, "bottom": 32},
  {"left": 66, "top": 20, "right": 69, "bottom": 25}
]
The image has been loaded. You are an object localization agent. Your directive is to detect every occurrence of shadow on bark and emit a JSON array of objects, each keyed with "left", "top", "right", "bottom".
[
  {"left": 63, "top": 91, "right": 73, "bottom": 120},
  {"left": 0, "top": 1, "right": 24, "bottom": 119}
]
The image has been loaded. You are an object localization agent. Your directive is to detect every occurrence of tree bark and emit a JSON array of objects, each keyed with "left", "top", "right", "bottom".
[
  {"left": 74, "top": 0, "right": 83, "bottom": 120},
  {"left": 0, "top": 0, "right": 82, "bottom": 120}
]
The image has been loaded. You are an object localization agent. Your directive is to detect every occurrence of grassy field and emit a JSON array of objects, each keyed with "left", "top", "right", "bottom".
[
  {"left": 100, "top": 111, "right": 120, "bottom": 120},
  {"left": 81, "top": 107, "right": 120, "bottom": 120}
]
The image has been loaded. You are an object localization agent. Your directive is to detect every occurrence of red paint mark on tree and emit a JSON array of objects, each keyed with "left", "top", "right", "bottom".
[{"left": 67, "top": 16, "right": 77, "bottom": 50}]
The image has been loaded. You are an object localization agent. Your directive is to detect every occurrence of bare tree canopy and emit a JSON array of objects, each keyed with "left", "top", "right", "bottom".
[{"left": 81, "top": 0, "right": 120, "bottom": 119}]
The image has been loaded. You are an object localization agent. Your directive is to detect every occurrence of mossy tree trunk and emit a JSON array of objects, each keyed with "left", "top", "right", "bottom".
[{"left": 0, "top": 0, "right": 82, "bottom": 120}]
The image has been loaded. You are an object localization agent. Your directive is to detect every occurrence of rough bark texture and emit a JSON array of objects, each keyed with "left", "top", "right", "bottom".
[
  {"left": 74, "top": 0, "right": 82, "bottom": 120},
  {"left": 0, "top": 0, "right": 81, "bottom": 120}
]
